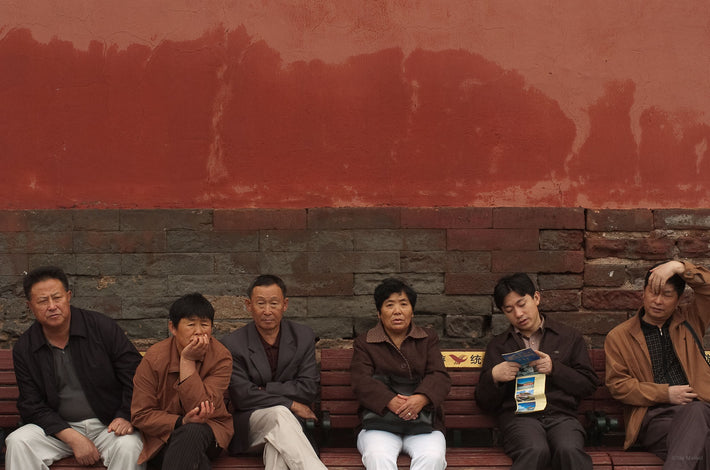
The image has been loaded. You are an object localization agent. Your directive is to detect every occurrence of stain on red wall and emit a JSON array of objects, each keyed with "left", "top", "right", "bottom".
[{"left": 1, "top": 20, "right": 708, "bottom": 209}]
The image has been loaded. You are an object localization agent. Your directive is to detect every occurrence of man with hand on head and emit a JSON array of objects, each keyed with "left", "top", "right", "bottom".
[
  {"left": 221, "top": 274, "right": 327, "bottom": 470},
  {"left": 131, "top": 293, "right": 233, "bottom": 470},
  {"left": 475, "top": 272, "right": 598, "bottom": 470},
  {"left": 5, "top": 266, "right": 144, "bottom": 470},
  {"left": 605, "top": 260, "right": 710, "bottom": 469}
]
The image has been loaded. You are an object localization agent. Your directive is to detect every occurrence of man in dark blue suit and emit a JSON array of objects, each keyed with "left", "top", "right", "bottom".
[{"left": 221, "top": 274, "right": 327, "bottom": 470}]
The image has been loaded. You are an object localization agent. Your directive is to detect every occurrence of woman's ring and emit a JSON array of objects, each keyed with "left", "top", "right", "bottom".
[{"left": 407, "top": 412, "right": 412, "bottom": 416}]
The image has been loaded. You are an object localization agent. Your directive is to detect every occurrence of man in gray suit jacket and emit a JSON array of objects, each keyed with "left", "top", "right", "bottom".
[{"left": 221, "top": 274, "right": 327, "bottom": 470}]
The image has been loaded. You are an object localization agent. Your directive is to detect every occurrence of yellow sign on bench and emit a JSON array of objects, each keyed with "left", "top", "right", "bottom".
[{"left": 441, "top": 350, "right": 485, "bottom": 368}]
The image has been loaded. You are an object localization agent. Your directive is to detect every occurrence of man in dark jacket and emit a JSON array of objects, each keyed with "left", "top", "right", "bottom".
[
  {"left": 221, "top": 274, "right": 326, "bottom": 470},
  {"left": 5, "top": 266, "right": 144, "bottom": 470},
  {"left": 475, "top": 273, "right": 598, "bottom": 470}
]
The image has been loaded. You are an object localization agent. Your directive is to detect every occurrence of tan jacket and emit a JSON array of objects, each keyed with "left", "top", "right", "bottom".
[
  {"left": 605, "top": 261, "right": 710, "bottom": 449},
  {"left": 131, "top": 336, "right": 234, "bottom": 464}
]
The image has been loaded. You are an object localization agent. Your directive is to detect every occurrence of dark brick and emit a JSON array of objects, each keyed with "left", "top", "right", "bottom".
[
  {"left": 307, "top": 296, "right": 373, "bottom": 318},
  {"left": 493, "top": 207, "right": 585, "bottom": 229},
  {"left": 74, "top": 231, "right": 166, "bottom": 253},
  {"left": 445, "top": 252, "right": 491, "bottom": 273},
  {"left": 582, "top": 289, "right": 643, "bottom": 310},
  {"left": 353, "top": 229, "right": 446, "bottom": 251},
  {"left": 654, "top": 210, "right": 710, "bottom": 229},
  {"left": 261, "top": 230, "right": 353, "bottom": 252},
  {"left": 166, "top": 230, "right": 257, "bottom": 252},
  {"left": 545, "top": 312, "right": 628, "bottom": 335},
  {"left": 490, "top": 314, "right": 511, "bottom": 335},
  {"left": 74, "top": 254, "right": 123, "bottom": 275},
  {"left": 353, "top": 273, "right": 444, "bottom": 295},
  {"left": 168, "top": 275, "right": 252, "bottom": 295},
  {"left": 118, "top": 318, "right": 169, "bottom": 339},
  {"left": 585, "top": 235, "right": 674, "bottom": 260},
  {"left": 445, "top": 273, "right": 502, "bottom": 295},
  {"left": 677, "top": 234, "right": 710, "bottom": 257},
  {"left": 0, "top": 232, "right": 73, "bottom": 254},
  {"left": 417, "top": 294, "right": 491, "bottom": 316},
  {"left": 0, "top": 254, "right": 29, "bottom": 276},
  {"left": 213, "top": 209, "right": 306, "bottom": 230},
  {"left": 584, "top": 264, "right": 627, "bottom": 287},
  {"left": 121, "top": 254, "right": 214, "bottom": 275},
  {"left": 491, "top": 251, "right": 584, "bottom": 273},
  {"left": 120, "top": 209, "right": 212, "bottom": 231},
  {"left": 401, "top": 251, "right": 446, "bottom": 273},
  {"left": 72, "top": 210, "right": 120, "bottom": 231},
  {"left": 73, "top": 276, "right": 168, "bottom": 299},
  {"left": 214, "top": 253, "right": 261, "bottom": 274},
  {"left": 308, "top": 252, "right": 399, "bottom": 274},
  {"left": 299, "top": 317, "right": 354, "bottom": 339},
  {"left": 537, "top": 274, "right": 583, "bottom": 290},
  {"left": 446, "top": 315, "right": 486, "bottom": 338},
  {"left": 539, "top": 290, "right": 580, "bottom": 311},
  {"left": 76, "top": 296, "right": 122, "bottom": 317},
  {"left": 26, "top": 210, "right": 73, "bottom": 232},
  {"left": 259, "top": 252, "right": 308, "bottom": 274},
  {"left": 281, "top": 274, "right": 353, "bottom": 296},
  {"left": 401, "top": 208, "right": 492, "bottom": 228},
  {"left": 29, "top": 254, "right": 76, "bottom": 273},
  {"left": 587, "top": 209, "right": 653, "bottom": 231},
  {"left": 208, "top": 295, "right": 251, "bottom": 321},
  {"left": 307, "top": 208, "right": 400, "bottom": 230},
  {"left": 0, "top": 211, "right": 28, "bottom": 232},
  {"left": 447, "top": 229, "right": 538, "bottom": 251},
  {"left": 539, "top": 230, "right": 584, "bottom": 250}
]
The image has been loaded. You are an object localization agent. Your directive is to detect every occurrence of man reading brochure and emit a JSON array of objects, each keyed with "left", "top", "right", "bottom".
[{"left": 475, "top": 273, "right": 598, "bottom": 470}]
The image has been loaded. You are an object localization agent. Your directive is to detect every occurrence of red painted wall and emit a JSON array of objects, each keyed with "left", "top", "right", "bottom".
[{"left": 1, "top": 1, "right": 708, "bottom": 209}]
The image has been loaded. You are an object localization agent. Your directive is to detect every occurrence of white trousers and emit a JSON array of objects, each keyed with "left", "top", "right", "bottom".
[
  {"left": 357, "top": 429, "right": 447, "bottom": 470},
  {"left": 247, "top": 405, "right": 327, "bottom": 470},
  {"left": 5, "top": 418, "right": 145, "bottom": 470}
]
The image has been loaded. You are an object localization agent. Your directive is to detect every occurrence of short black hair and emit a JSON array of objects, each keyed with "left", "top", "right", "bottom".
[
  {"left": 23, "top": 266, "right": 70, "bottom": 300},
  {"left": 247, "top": 274, "right": 287, "bottom": 298},
  {"left": 169, "top": 293, "right": 214, "bottom": 325},
  {"left": 374, "top": 278, "right": 417, "bottom": 312},
  {"left": 644, "top": 262, "right": 686, "bottom": 297},
  {"left": 493, "top": 273, "right": 537, "bottom": 310}
]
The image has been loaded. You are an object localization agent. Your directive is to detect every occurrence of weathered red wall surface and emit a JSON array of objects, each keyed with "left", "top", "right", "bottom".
[{"left": 1, "top": 1, "right": 708, "bottom": 209}]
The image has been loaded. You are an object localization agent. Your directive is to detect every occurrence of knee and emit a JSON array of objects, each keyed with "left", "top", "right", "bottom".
[
  {"left": 6, "top": 425, "right": 38, "bottom": 450},
  {"left": 260, "top": 406, "right": 301, "bottom": 432},
  {"left": 518, "top": 441, "right": 550, "bottom": 461},
  {"left": 411, "top": 449, "right": 446, "bottom": 469},
  {"left": 360, "top": 444, "right": 398, "bottom": 465}
]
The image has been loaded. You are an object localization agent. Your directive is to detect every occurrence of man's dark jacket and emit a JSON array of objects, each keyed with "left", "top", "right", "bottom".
[
  {"left": 221, "top": 319, "right": 319, "bottom": 455},
  {"left": 13, "top": 306, "right": 142, "bottom": 435},
  {"left": 475, "top": 316, "right": 599, "bottom": 428}
]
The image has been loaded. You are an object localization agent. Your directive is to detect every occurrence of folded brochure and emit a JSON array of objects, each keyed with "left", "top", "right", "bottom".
[{"left": 502, "top": 348, "right": 547, "bottom": 414}]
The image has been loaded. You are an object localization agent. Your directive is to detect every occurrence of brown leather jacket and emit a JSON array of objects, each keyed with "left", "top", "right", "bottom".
[
  {"left": 605, "top": 261, "right": 710, "bottom": 449},
  {"left": 131, "top": 336, "right": 234, "bottom": 463}
]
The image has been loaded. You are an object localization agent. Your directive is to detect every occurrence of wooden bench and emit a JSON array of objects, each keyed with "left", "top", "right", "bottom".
[
  {"left": 319, "top": 348, "right": 663, "bottom": 470},
  {"left": 0, "top": 348, "right": 664, "bottom": 469}
]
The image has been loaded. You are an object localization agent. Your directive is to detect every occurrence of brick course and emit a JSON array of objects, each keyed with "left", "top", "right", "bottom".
[{"left": 0, "top": 207, "right": 707, "bottom": 348}]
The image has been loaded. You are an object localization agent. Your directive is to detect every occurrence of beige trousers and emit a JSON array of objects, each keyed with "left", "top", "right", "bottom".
[{"left": 247, "top": 405, "right": 327, "bottom": 470}]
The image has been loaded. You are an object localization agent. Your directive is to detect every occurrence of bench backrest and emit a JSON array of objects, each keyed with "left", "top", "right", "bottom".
[{"left": 0, "top": 347, "right": 620, "bottom": 434}]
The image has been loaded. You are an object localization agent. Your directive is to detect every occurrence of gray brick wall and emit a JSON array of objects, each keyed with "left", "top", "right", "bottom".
[{"left": 1, "top": 207, "right": 709, "bottom": 349}]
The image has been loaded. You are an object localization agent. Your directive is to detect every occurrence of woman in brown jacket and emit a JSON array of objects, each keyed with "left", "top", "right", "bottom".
[
  {"left": 351, "top": 278, "right": 451, "bottom": 470},
  {"left": 131, "top": 293, "right": 234, "bottom": 469}
]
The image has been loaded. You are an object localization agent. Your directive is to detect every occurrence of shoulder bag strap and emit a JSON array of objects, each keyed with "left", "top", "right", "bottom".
[{"left": 683, "top": 320, "right": 710, "bottom": 367}]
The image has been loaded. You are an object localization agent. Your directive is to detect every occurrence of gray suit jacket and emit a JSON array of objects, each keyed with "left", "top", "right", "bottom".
[{"left": 221, "top": 319, "right": 319, "bottom": 454}]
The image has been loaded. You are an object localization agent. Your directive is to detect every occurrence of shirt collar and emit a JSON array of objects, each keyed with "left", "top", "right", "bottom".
[{"left": 365, "top": 321, "right": 428, "bottom": 344}]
